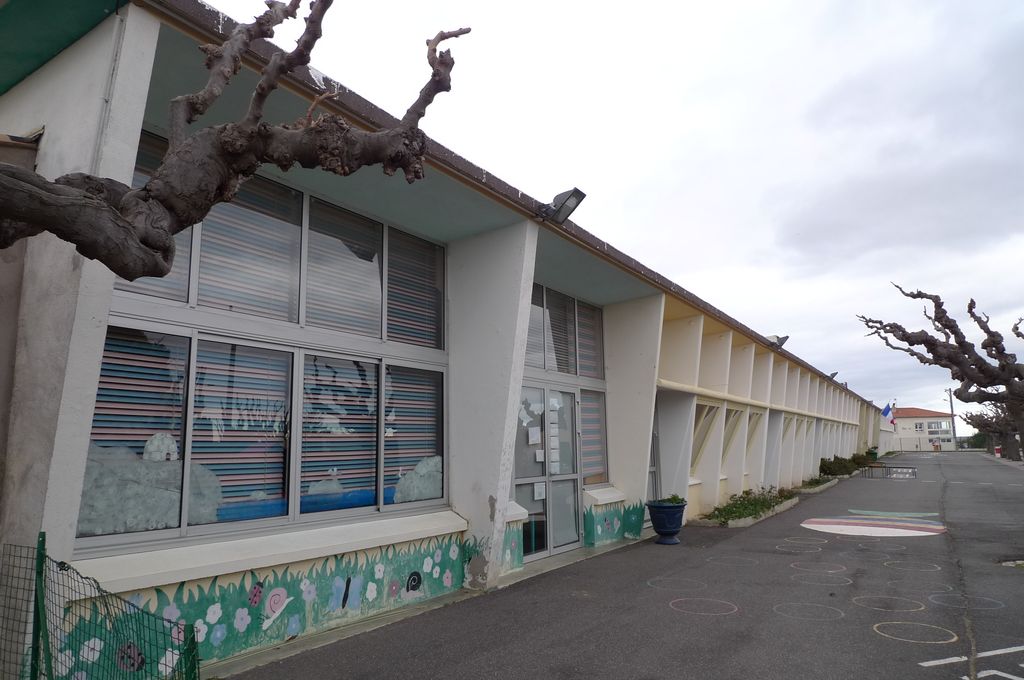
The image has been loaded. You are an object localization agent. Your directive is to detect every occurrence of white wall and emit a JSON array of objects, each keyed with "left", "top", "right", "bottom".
[
  {"left": 447, "top": 220, "right": 538, "bottom": 588},
  {"left": 0, "top": 7, "right": 160, "bottom": 555}
]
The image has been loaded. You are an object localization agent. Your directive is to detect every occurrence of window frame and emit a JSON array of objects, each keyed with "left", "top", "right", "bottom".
[
  {"left": 78, "top": 139, "right": 450, "bottom": 558},
  {"left": 521, "top": 284, "right": 609, "bottom": 489}
]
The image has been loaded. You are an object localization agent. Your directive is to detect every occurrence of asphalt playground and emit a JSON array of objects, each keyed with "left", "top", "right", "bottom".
[{"left": 227, "top": 452, "right": 1024, "bottom": 680}]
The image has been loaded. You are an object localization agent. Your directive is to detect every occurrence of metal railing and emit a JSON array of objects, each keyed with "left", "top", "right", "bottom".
[
  {"left": 0, "top": 533, "right": 199, "bottom": 679},
  {"left": 863, "top": 464, "right": 918, "bottom": 479}
]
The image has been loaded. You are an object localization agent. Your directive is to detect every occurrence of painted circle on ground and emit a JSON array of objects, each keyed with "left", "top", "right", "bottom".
[
  {"left": 852, "top": 596, "right": 926, "bottom": 612},
  {"left": 869, "top": 543, "right": 907, "bottom": 551},
  {"left": 776, "top": 545, "right": 822, "bottom": 553},
  {"left": 927, "top": 594, "right": 1005, "bottom": 610},
  {"left": 791, "top": 573, "right": 854, "bottom": 586},
  {"left": 646, "top": 577, "right": 708, "bottom": 592},
  {"left": 669, "top": 598, "right": 739, "bottom": 615},
  {"left": 886, "top": 580, "right": 954, "bottom": 594},
  {"left": 884, "top": 561, "right": 942, "bottom": 572},
  {"left": 706, "top": 556, "right": 758, "bottom": 567},
  {"left": 790, "top": 562, "right": 847, "bottom": 573},
  {"left": 773, "top": 603, "right": 845, "bottom": 621},
  {"left": 840, "top": 550, "right": 891, "bottom": 562},
  {"left": 872, "top": 622, "right": 958, "bottom": 644},
  {"left": 802, "top": 515, "right": 946, "bottom": 537},
  {"left": 785, "top": 537, "right": 829, "bottom": 544}
]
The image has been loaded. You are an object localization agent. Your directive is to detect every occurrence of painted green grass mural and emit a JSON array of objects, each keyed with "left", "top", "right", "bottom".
[
  {"left": 501, "top": 522, "right": 523, "bottom": 573},
  {"left": 583, "top": 501, "right": 645, "bottom": 546},
  {"left": 51, "top": 533, "right": 478, "bottom": 670}
]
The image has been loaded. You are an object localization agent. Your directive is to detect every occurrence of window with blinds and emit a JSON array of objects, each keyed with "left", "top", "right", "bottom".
[
  {"left": 198, "top": 177, "right": 302, "bottom": 322},
  {"left": 77, "top": 328, "right": 189, "bottom": 538},
  {"left": 580, "top": 390, "right": 608, "bottom": 485},
  {"left": 544, "top": 289, "right": 577, "bottom": 374},
  {"left": 384, "top": 365, "right": 443, "bottom": 503},
  {"left": 387, "top": 230, "right": 444, "bottom": 348},
  {"left": 190, "top": 341, "right": 291, "bottom": 525},
  {"left": 114, "top": 132, "right": 192, "bottom": 302},
  {"left": 301, "top": 355, "right": 378, "bottom": 512},
  {"left": 525, "top": 284, "right": 545, "bottom": 369},
  {"left": 577, "top": 302, "right": 604, "bottom": 379},
  {"left": 307, "top": 199, "right": 383, "bottom": 336}
]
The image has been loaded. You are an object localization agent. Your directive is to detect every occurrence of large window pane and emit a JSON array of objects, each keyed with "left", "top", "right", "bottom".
[
  {"left": 580, "top": 390, "right": 608, "bottom": 485},
  {"left": 115, "top": 132, "right": 191, "bottom": 302},
  {"left": 577, "top": 302, "right": 604, "bottom": 379},
  {"left": 515, "top": 483, "right": 547, "bottom": 556},
  {"left": 307, "top": 199, "right": 383, "bottom": 336},
  {"left": 386, "top": 230, "right": 444, "bottom": 348},
  {"left": 384, "top": 365, "right": 443, "bottom": 504},
  {"left": 190, "top": 341, "right": 291, "bottom": 524},
  {"left": 77, "top": 327, "right": 189, "bottom": 537},
  {"left": 544, "top": 289, "right": 576, "bottom": 374},
  {"left": 525, "top": 284, "right": 545, "bottom": 369},
  {"left": 514, "top": 386, "right": 546, "bottom": 478},
  {"left": 198, "top": 177, "right": 302, "bottom": 321},
  {"left": 551, "top": 479, "right": 579, "bottom": 548},
  {"left": 301, "top": 355, "right": 378, "bottom": 512}
]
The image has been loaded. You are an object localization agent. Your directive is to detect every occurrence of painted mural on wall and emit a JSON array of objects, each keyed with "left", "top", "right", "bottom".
[
  {"left": 50, "top": 533, "right": 475, "bottom": 674},
  {"left": 501, "top": 521, "right": 524, "bottom": 573},
  {"left": 583, "top": 501, "right": 644, "bottom": 547}
]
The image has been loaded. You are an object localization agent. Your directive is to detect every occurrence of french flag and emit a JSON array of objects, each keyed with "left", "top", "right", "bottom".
[{"left": 881, "top": 403, "right": 896, "bottom": 426}]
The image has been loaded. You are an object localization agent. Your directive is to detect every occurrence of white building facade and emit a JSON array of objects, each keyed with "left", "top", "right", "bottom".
[
  {"left": 892, "top": 408, "right": 956, "bottom": 452},
  {"left": 0, "top": 0, "right": 887, "bottom": 670}
]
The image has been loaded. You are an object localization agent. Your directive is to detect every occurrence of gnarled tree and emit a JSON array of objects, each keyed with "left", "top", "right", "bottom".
[
  {"left": 859, "top": 284, "right": 1024, "bottom": 461},
  {"left": 0, "top": 0, "right": 469, "bottom": 280},
  {"left": 961, "top": 404, "right": 1016, "bottom": 457}
]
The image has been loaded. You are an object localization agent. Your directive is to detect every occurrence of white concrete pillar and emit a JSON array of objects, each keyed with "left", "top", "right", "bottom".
[
  {"left": 0, "top": 7, "right": 160, "bottom": 556},
  {"left": 728, "top": 343, "right": 755, "bottom": 399},
  {"left": 604, "top": 294, "right": 665, "bottom": 502},
  {"left": 448, "top": 220, "right": 538, "bottom": 589},
  {"left": 764, "top": 410, "right": 784, "bottom": 489},
  {"left": 655, "top": 390, "right": 697, "bottom": 519},
  {"left": 698, "top": 331, "right": 732, "bottom": 393}
]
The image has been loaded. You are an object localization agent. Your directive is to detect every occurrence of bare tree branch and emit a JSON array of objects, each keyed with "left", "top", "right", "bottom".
[{"left": 0, "top": 3, "right": 472, "bottom": 280}]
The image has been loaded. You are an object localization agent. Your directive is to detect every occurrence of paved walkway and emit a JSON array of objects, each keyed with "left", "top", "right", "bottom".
[{"left": 225, "top": 453, "right": 1024, "bottom": 680}]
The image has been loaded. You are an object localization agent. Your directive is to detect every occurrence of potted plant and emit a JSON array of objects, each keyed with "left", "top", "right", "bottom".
[{"left": 646, "top": 494, "right": 687, "bottom": 544}]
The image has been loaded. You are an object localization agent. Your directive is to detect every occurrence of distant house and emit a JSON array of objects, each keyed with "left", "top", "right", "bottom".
[{"left": 892, "top": 408, "right": 955, "bottom": 452}]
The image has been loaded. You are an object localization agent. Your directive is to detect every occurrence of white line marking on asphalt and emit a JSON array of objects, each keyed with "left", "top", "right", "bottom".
[
  {"left": 920, "top": 644, "right": 1024, "bottom": 667},
  {"left": 979, "top": 482, "right": 994, "bottom": 485},
  {"left": 922, "top": 480, "right": 937, "bottom": 483},
  {"left": 1010, "top": 484, "right": 1023, "bottom": 487},
  {"left": 963, "top": 672, "right": 1024, "bottom": 679},
  {"left": 949, "top": 481, "right": 965, "bottom": 484}
]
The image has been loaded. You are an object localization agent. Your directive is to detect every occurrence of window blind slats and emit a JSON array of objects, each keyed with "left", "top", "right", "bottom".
[
  {"left": 386, "top": 230, "right": 443, "bottom": 348},
  {"left": 580, "top": 390, "right": 608, "bottom": 485},
  {"left": 301, "top": 355, "right": 378, "bottom": 512},
  {"left": 190, "top": 341, "right": 291, "bottom": 524},
  {"left": 525, "top": 284, "right": 545, "bottom": 368},
  {"left": 383, "top": 366, "right": 442, "bottom": 504},
  {"left": 577, "top": 302, "right": 604, "bottom": 379},
  {"left": 306, "top": 199, "right": 383, "bottom": 337},
  {"left": 197, "top": 178, "right": 302, "bottom": 322},
  {"left": 544, "top": 289, "right": 577, "bottom": 374}
]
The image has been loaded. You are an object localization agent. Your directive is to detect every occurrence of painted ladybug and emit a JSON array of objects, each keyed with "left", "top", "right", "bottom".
[
  {"left": 116, "top": 642, "right": 145, "bottom": 672},
  {"left": 248, "top": 580, "right": 264, "bottom": 607}
]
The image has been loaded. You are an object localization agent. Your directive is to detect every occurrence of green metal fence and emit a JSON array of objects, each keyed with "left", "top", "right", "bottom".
[{"left": 0, "top": 533, "right": 200, "bottom": 679}]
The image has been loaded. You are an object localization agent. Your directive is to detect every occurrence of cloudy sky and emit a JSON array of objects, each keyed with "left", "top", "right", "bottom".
[{"left": 207, "top": 0, "right": 1024, "bottom": 426}]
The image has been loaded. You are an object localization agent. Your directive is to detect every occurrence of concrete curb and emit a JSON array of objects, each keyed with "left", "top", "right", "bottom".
[
  {"left": 688, "top": 497, "right": 800, "bottom": 528},
  {"left": 795, "top": 478, "right": 838, "bottom": 495},
  {"left": 832, "top": 468, "right": 863, "bottom": 480}
]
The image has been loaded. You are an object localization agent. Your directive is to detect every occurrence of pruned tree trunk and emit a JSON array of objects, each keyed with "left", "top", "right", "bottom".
[{"left": 0, "top": 0, "right": 470, "bottom": 281}]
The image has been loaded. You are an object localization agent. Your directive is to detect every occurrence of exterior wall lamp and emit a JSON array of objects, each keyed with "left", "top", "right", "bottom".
[{"left": 538, "top": 188, "right": 586, "bottom": 225}]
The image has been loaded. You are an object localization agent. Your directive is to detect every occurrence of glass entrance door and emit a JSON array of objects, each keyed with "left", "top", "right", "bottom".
[{"left": 513, "top": 386, "right": 582, "bottom": 560}]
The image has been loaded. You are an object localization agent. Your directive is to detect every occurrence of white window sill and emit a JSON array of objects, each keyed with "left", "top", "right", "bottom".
[
  {"left": 688, "top": 478, "right": 702, "bottom": 486},
  {"left": 506, "top": 501, "right": 529, "bottom": 522},
  {"left": 73, "top": 510, "right": 468, "bottom": 593},
  {"left": 583, "top": 486, "right": 626, "bottom": 506}
]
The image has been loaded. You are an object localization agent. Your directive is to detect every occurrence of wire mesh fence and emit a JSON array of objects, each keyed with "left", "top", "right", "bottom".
[{"left": 0, "top": 533, "right": 199, "bottom": 679}]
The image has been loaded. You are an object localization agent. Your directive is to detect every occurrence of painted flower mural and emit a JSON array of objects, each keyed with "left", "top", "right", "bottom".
[
  {"left": 233, "top": 608, "right": 251, "bottom": 633},
  {"left": 206, "top": 602, "right": 222, "bottom": 624}
]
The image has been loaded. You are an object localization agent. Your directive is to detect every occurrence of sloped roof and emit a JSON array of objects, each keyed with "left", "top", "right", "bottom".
[{"left": 893, "top": 407, "right": 950, "bottom": 419}]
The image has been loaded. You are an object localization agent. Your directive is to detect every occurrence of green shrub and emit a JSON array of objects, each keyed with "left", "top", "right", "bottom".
[
  {"left": 819, "top": 456, "right": 858, "bottom": 476},
  {"left": 704, "top": 487, "right": 794, "bottom": 525},
  {"left": 851, "top": 453, "right": 870, "bottom": 467}
]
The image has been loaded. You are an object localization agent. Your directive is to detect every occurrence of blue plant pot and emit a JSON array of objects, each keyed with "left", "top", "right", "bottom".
[{"left": 646, "top": 500, "right": 686, "bottom": 545}]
